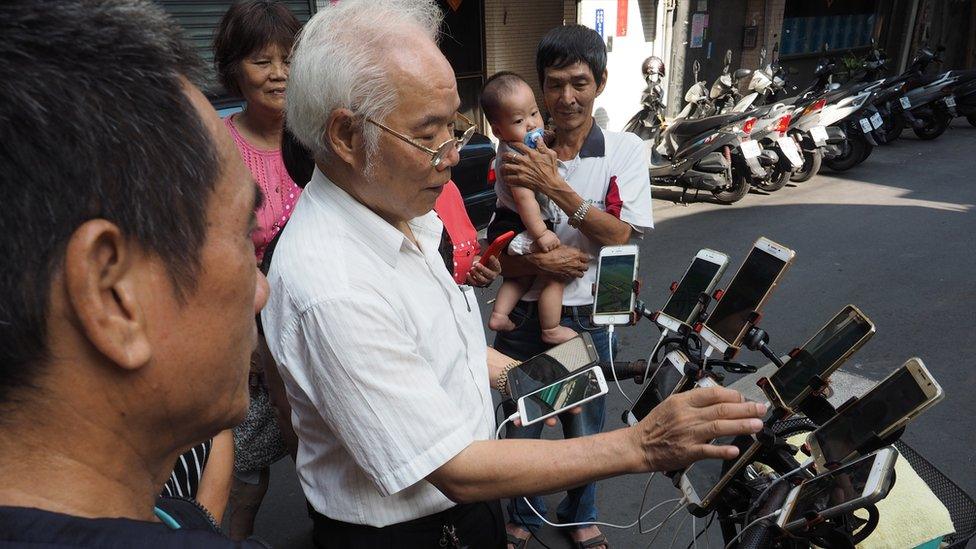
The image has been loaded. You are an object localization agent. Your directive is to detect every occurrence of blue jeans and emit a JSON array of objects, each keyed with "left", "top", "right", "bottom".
[{"left": 494, "top": 301, "right": 616, "bottom": 531}]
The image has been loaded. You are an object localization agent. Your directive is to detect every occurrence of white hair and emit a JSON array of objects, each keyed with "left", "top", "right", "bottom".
[{"left": 286, "top": 0, "right": 444, "bottom": 163}]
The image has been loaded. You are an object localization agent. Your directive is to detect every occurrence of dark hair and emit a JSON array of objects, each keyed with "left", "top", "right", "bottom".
[
  {"left": 536, "top": 25, "right": 608, "bottom": 88},
  {"left": 213, "top": 0, "right": 301, "bottom": 96},
  {"left": 0, "top": 0, "right": 220, "bottom": 401},
  {"left": 479, "top": 71, "right": 531, "bottom": 124}
]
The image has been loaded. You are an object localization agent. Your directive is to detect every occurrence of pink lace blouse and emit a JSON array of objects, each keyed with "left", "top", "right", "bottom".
[{"left": 224, "top": 114, "right": 302, "bottom": 264}]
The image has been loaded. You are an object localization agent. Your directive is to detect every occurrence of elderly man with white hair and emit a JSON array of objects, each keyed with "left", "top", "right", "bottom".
[{"left": 261, "top": 1, "right": 766, "bottom": 547}]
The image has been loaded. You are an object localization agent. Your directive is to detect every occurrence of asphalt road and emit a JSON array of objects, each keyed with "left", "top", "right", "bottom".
[{"left": 252, "top": 120, "right": 976, "bottom": 548}]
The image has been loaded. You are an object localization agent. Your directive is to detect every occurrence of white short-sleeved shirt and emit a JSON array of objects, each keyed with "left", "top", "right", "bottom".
[
  {"left": 261, "top": 169, "right": 495, "bottom": 527},
  {"left": 522, "top": 122, "right": 654, "bottom": 305}
]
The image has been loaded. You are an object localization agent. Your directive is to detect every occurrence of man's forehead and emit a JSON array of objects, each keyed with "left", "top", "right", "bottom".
[
  {"left": 388, "top": 46, "right": 459, "bottom": 121},
  {"left": 545, "top": 62, "right": 594, "bottom": 81},
  {"left": 182, "top": 80, "right": 252, "bottom": 209}
]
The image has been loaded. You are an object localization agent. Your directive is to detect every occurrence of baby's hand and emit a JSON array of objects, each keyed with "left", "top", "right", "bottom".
[{"left": 533, "top": 230, "right": 560, "bottom": 253}]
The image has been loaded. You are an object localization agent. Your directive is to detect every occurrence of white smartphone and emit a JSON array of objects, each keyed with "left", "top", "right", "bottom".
[
  {"left": 592, "top": 244, "right": 640, "bottom": 326},
  {"left": 764, "top": 305, "right": 875, "bottom": 412},
  {"left": 806, "top": 357, "right": 943, "bottom": 466},
  {"left": 626, "top": 350, "right": 694, "bottom": 425},
  {"left": 656, "top": 249, "right": 730, "bottom": 333},
  {"left": 777, "top": 447, "right": 898, "bottom": 532},
  {"left": 699, "top": 237, "right": 795, "bottom": 356},
  {"left": 507, "top": 333, "right": 600, "bottom": 400},
  {"left": 516, "top": 366, "right": 608, "bottom": 427}
]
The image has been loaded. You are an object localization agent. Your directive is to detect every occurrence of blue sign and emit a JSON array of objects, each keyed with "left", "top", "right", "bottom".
[{"left": 595, "top": 8, "right": 604, "bottom": 37}]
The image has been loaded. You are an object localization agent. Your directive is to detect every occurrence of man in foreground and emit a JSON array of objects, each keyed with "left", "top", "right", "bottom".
[
  {"left": 0, "top": 1, "right": 268, "bottom": 546},
  {"left": 264, "top": 1, "right": 766, "bottom": 547}
]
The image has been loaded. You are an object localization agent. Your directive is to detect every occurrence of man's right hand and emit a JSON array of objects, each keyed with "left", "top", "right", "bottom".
[
  {"left": 631, "top": 386, "right": 766, "bottom": 473},
  {"left": 527, "top": 246, "right": 590, "bottom": 280}
]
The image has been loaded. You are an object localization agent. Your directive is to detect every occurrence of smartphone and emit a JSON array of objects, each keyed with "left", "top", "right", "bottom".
[
  {"left": 592, "top": 244, "right": 640, "bottom": 326},
  {"left": 764, "top": 305, "right": 875, "bottom": 412},
  {"left": 673, "top": 377, "right": 765, "bottom": 516},
  {"left": 807, "top": 358, "right": 943, "bottom": 466},
  {"left": 656, "top": 249, "right": 730, "bottom": 333},
  {"left": 627, "top": 350, "right": 696, "bottom": 425},
  {"left": 507, "top": 333, "right": 599, "bottom": 400},
  {"left": 516, "top": 366, "right": 608, "bottom": 426},
  {"left": 777, "top": 447, "right": 898, "bottom": 532},
  {"left": 478, "top": 231, "right": 516, "bottom": 266},
  {"left": 699, "top": 237, "right": 795, "bottom": 356}
]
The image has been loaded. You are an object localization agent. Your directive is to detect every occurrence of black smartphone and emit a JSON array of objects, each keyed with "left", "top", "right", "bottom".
[{"left": 508, "top": 333, "right": 599, "bottom": 400}]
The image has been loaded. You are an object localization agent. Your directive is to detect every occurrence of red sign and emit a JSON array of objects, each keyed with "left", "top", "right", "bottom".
[{"left": 616, "top": 0, "right": 628, "bottom": 36}]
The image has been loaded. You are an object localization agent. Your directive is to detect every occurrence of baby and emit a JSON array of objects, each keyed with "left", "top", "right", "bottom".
[{"left": 480, "top": 72, "right": 577, "bottom": 345}]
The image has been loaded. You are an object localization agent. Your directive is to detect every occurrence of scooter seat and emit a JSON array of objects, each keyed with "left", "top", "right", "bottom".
[
  {"left": 947, "top": 69, "right": 976, "bottom": 82},
  {"left": 667, "top": 112, "right": 745, "bottom": 141}
]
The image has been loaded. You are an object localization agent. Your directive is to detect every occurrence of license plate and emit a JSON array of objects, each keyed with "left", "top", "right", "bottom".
[
  {"left": 740, "top": 139, "right": 761, "bottom": 159},
  {"left": 777, "top": 136, "right": 803, "bottom": 167},
  {"left": 810, "top": 126, "right": 828, "bottom": 145},
  {"left": 945, "top": 96, "right": 956, "bottom": 108},
  {"left": 859, "top": 118, "right": 873, "bottom": 133},
  {"left": 870, "top": 112, "right": 884, "bottom": 129},
  {"left": 900, "top": 96, "right": 911, "bottom": 109}
]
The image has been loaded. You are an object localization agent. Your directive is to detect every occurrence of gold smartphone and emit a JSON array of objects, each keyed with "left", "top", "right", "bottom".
[
  {"left": 806, "top": 357, "right": 943, "bottom": 466},
  {"left": 763, "top": 305, "right": 875, "bottom": 412},
  {"left": 698, "top": 237, "right": 795, "bottom": 357}
]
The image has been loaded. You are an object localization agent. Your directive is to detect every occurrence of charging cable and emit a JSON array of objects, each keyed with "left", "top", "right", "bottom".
[
  {"left": 743, "top": 457, "right": 814, "bottom": 524},
  {"left": 496, "top": 413, "right": 519, "bottom": 439},
  {"left": 522, "top": 495, "right": 685, "bottom": 531},
  {"left": 722, "top": 510, "right": 782, "bottom": 549},
  {"left": 607, "top": 324, "right": 633, "bottom": 404},
  {"left": 645, "top": 329, "right": 669, "bottom": 385},
  {"left": 495, "top": 415, "right": 687, "bottom": 531}
]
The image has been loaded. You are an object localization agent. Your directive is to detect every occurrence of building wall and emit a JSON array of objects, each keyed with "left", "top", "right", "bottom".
[
  {"left": 740, "top": 0, "right": 786, "bottom": 70},
  {"left": 579, "top": 0, "right": 668, "bottom": 131},
  {"left": 484, "top": 0, "right": 569, "bottom": 99}
]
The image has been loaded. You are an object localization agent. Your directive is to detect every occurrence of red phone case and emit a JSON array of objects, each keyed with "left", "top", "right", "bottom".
[{"left": 478, "top": 231, "right": 516, "bottom": 265}]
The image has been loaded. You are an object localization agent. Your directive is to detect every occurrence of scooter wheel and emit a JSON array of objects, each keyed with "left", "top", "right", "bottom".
[
  {"left": 790, "top": 149, "right": 822, "bottom": 183},
  {"left": 912, "top": 111, "right": 951, "bottom": 140},
  {"left": 755, "top": 168, "right": 790, "bottom": 192},
  {"left": 882, "top": 114, "right": 905, "bottom": 143},
  {"left": 824, "top": 136, "right": 870, "bottom": 172},
  {"left": 968, "top": 115, "right": 976, "bottom": 128},
  {"left": 712, "top": 174, "right": 750, "bottom": 204}
]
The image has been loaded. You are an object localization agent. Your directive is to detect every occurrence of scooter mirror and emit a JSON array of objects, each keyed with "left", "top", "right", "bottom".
[{"left": 734, "top": 68, "right": 753, "bottom": 82}]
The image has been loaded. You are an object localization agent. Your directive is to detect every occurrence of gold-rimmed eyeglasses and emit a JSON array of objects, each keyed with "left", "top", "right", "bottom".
[{"left": 366, "top": 112, "right": 477, "bottom": 168}]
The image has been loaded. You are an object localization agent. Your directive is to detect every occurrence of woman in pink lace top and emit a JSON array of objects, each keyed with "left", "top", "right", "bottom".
[
  {"left": 224, "top": 117, "right": 301, "bottom": 263},
  {"left": 217, "top": 1, "right": 303, "bottom": 265}
]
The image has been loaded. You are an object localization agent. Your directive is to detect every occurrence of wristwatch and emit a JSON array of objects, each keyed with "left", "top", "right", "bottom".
[{"left": 568, "top": 199, "right": 593, "bottom": 229}]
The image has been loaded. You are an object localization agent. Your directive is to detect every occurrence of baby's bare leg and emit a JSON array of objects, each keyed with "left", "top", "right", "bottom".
[
  {"left": 538, "top": 276, "right": 577, "bottom": 344},
  {"left": 489, "top": 277, "right": 532, "bottom": 332}
]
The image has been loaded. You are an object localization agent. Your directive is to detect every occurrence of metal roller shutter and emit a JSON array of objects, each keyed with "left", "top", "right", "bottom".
[
  {"left": 485, "top": 0, "right": 571, "bottom": 100},
  {"left": 154, "top": 0, "right": 314, "bottom": 92}
]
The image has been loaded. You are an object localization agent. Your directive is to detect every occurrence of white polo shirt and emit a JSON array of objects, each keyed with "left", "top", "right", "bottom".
[
  {"left": 522, "top": 121, "right": 654, "bottom": 306},
  {"left": 261, "top": 169, "right": 495, "bottom": 527}
]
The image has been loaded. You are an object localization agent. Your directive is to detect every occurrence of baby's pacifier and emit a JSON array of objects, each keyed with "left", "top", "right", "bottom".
[{"left": 523, "top": 128, "right": 545, "bottom": 149}]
